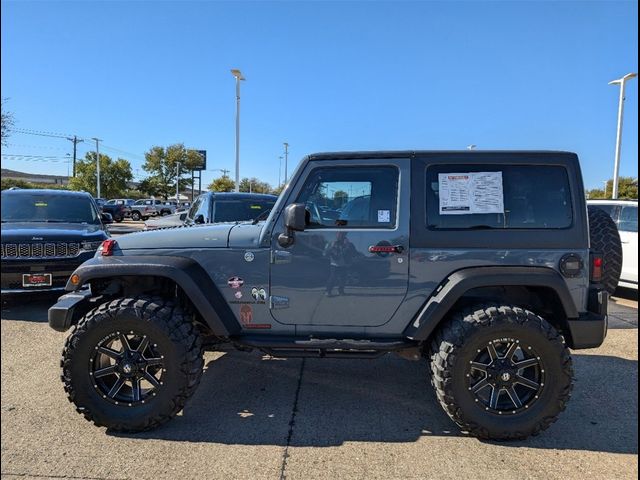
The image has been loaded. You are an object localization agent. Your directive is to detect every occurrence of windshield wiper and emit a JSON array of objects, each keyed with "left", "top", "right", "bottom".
[{"left": 252, "top": 209, "right": 271, "bottom": 225}]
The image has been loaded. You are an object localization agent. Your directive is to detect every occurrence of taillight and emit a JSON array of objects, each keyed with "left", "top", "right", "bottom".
[
  {"left": 591, "top": 255, "right": 604, "bottom": 283},
  {"left": 99, "top": 239, "right": 117, "bottom": 256}
]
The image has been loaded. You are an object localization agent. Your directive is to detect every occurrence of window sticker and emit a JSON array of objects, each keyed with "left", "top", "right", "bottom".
[
  {"left": 438, "top": 172, "right": 504, "bottom": 215},
  {"left": 377, "top": 210, "right": 391, "bottom": 223},
  {"left": 34, "top": 202, "right": 48, "bottom": 207}
]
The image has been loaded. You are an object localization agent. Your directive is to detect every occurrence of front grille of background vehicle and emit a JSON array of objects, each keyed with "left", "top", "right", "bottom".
[{"left": 0, "top": 242, "right": 82, "bottom": 259}]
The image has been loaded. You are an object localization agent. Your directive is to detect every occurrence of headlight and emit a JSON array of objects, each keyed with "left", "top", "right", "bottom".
[{"left": 81, "top": 241, "right": 104, "bottom": 251}]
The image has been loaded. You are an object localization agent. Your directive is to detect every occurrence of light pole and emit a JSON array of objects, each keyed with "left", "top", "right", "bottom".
[
  {"left": 278, "top": 156, "right": 283, "bottom": 187},
  {"left": 609, "top": 72, "right": 637, "bottom": 199},
  {"left": 91, "top": 138, "right": 102, "bottom": 198},
  {"left": 283, "top": 142, "right": 289, "bottom": 185},
  {"left": 176, "top": 162, "right": 181, "bottom": 201},
  {"left": 231, "top": 69, "right": 245, "bottom": 192}
]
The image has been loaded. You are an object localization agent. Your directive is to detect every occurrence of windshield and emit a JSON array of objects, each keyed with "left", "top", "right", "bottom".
[
  {"left": 1, "top": 193, "right": 101, "bottom": 224},
  {"left": 213, "top": 199, "right": 276, "bottom": 223}
]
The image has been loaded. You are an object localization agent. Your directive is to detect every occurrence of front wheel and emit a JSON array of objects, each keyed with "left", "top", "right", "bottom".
[
  {"left": 430, "top": 304, "right": 573, "bottom": 440},
  {"left": 131, "top": 211, "right": 141, "bottom": 221},
  {"left": 61, "top": 296, "right": 203, "bottom": 431}
]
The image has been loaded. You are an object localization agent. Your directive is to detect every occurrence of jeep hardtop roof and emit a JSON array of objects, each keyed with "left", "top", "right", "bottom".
[{"left": 307, "top": 150, "right": 578, "bottom": 163}]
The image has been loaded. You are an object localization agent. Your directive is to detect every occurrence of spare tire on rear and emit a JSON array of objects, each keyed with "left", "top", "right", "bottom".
[{"left": 588, "top": 206, "right": 623, "bottom": 295}]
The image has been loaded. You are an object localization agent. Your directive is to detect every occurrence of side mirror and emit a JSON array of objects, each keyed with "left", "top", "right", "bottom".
[
  {"left": 101, "top": 212, "right": 113, "bottom": 224},
  {"left": 194, "top": 214, "right": 206, "bottom": 225},
  {"left": 284, "top": 203, "right": 307, "bottom": 231},
  {"left": 179, "top": 212, "right": 187, "bottom": 221},
  {"left": 278, "top": 203, "right": 307, "bottom": 248}
]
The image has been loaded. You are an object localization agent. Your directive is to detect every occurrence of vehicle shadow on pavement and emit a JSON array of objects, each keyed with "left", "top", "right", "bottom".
[
  {"left": 1, "top": 295, "right": 59, "bottom": 322},
  {"left": 113, "top": 350, "right": 637, "bottom": 454}
]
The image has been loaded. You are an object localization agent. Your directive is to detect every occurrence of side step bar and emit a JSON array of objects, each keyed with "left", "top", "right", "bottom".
[{"left": 232, "top": 336, "right": 418, "bottom": 359}]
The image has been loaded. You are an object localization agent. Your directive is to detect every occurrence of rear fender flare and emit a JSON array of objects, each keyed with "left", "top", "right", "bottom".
[{"left": 403, "top": 266, "right": 579, "bottom": 342}]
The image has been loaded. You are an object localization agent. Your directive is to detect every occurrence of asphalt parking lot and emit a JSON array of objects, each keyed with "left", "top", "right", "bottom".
[{"left": 1, "top": 287, "right": 637, "bottom": 480}]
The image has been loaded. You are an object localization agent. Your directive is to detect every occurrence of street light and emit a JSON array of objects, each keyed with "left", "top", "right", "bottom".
[
  {"left": 609, "top": 72, "right": 637, "bottom": 199},
  {"left": 91, "top": 138, "right": 102, "bottom": 198},
  {"left": 283, "top": 142, "right": 289, "bottom": 185},
  {"left": 231, "top": 69, "right": 245, "bottom": 192}
]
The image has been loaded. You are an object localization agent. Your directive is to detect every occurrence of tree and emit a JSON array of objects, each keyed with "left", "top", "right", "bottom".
[
  {"left": 68, "top": 152, "right": 133, "bottom": 198},
  {"left": 239, "top": 177, "right": 272, "bottom": 194},
  {"left": 208, "top": 176, "right": 235, "bottom": 192},
  {"left": 1, "top": 98, "right": 15, "bottom": 146},
  {"left": 142, "top": 144, "right": 203, "bottom": 199},
  {"left": 587, "top": 177, "right": 638, "bottom": 200},
  {"left": 333, "top": 190, "right": 348, "bottom": 208},
  {"left": 271, "top": 184, "right": 285, "bottom": 196},
  {"left": 1, "top": 178, "right": 32, "bottom": 190}
]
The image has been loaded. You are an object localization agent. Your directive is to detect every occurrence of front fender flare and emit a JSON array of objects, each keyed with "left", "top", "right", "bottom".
[
  {"left": 403, "top": 266, "right": 579, "bottom": 342},
  {"left": 67, "top": 255, "right": 239, "bottom": 337}
]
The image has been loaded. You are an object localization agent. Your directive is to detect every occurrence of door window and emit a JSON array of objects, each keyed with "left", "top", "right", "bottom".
[
  {"left": 295, "top": 166, "right": 399, "bottom": 228},
  {"left": 618, "top": 205, "right": 638, "bottom": 232}
]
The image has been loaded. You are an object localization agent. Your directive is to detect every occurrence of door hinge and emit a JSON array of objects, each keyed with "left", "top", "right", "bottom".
[{"left": 270, "top": 295, "right": 289, "bottom": 309}]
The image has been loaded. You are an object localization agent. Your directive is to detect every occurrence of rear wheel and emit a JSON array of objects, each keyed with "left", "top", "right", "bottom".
[
  {"left": 588, "top": 206, "right": 623, "bottom": 295},
  {"left": 131, "top": 211, "right": 141, "bottom": 221},
  {"left": 61, "top": 296, "right": 203, "bottom": 431},
  {"left": 430, "top": 304, "right": 573, "bottom": 440}
]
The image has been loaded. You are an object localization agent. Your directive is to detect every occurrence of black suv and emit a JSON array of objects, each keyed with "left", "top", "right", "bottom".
[{"left": 1, "top": 189, "right": 111, "bottom": 294}]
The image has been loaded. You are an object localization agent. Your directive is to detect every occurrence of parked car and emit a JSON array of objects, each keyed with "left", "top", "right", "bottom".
[
  {"left": 104, "top": 199, "right": 136, "bottom": 219},
  {"left": 176, "top": 201, "right": 191, "bottom": 212},
  {"left": 50, "top": 150, "right": 610, "bottom": 440},
  {"left": 94, "top": 198, "right": 107, "bottom": 210},
  {"left": 159, "top": 201, "right": 177, "bottom": 216},
  {"left": 588, "top": 199, "right": 638, "bottom": 289},
  {"left": 100, "top": 200, "right": 130, "bottom": 223},
  {"left": 1, "top": 189, "right": 111, "bottom": 294},
  {"left": 129, "top": 199, "right": 162, "bottom": 221},
  {"left": 144, "top": 193, "right": 277, "bottom": 230}
]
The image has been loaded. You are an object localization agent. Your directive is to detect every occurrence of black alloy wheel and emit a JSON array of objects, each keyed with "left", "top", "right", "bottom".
[
  {"left": 467, "top": 339, "right": 544, "bottom": 414},
  {"left": 90, "top": 331, "right": 165, "bottom": 406}
]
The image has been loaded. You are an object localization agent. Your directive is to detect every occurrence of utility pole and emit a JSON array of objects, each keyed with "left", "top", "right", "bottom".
[
  {"left": 609, "top": 73, "right": 637, "bottom": 199},
  {"left": 278, "top": 156, "right": 283, "bottom": 187},
  {"left": 176, "top": 162, "right": 181, "bottom": 201},
  {"left": 66, "top": 135, "right": 84, "bottom": 177},
  {"left": 283, "top": 142, "right": 289, "bottom": 185},
  {"left": 91, "top": 138, "right": 102, "bottom": 198}
]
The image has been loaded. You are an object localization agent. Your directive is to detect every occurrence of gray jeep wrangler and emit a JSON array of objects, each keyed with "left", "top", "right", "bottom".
[{"left": 49, "top": 151, "right": 614, "bottom": 440}]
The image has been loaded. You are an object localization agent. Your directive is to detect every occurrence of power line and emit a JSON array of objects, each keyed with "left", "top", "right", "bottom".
[
  {"left": 100, "top": 144, "right": 146, "bottom": 160},
  {"left": 5, "top": 143, "right": 68, "bottom": 151},
  {"left": 9, "top": 128, "right": 73, "bottom": 139}
]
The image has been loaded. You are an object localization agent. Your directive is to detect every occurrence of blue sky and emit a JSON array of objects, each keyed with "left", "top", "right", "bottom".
[{"left": 1, "top": 0, "right": 638, "bottom": 191}]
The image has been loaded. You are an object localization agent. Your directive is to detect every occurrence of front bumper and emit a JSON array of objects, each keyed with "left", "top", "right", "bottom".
[
  {"left": 567, "top": 288, "right": 608, "bottom": 349},
  {"left": 1, "top": 253, "right": 95, "bottom": 294},
  {"left": 48, "top": 289, "right": 93, "bottom": 332}
]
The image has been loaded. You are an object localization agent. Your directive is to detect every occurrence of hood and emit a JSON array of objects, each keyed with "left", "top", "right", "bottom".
[
  {"left": 0, "top": 222, "right": 107, "bottom": 243},
  {"left": 115, "top": 223, "right": 237, "bottom": 250}
]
